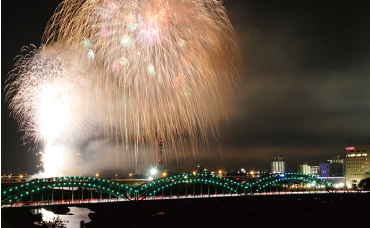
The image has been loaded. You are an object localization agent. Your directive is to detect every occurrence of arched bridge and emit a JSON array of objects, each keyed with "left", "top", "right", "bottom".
[
  {"left": 247, "top": 173, "right": 333, "bottom": 193},
  {"left": 1, "top": 176, "right": 134, "bottom": 206},
  {"left": 1, "top": 173, "right": 334, "bottom": 206}
]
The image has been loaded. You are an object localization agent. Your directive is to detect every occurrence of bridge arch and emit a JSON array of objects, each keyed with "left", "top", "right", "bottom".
[
  {"left": 1, "top": 176, "right": 134, "bottom": 205},
  {"left": 247, "top": 173, "right": 334, "bottom": 193},
  {"left": 2, "top": 173, "right": 336, "bottom": 206},
  {"left": 138, "top": 173, "right": 245, "bottom": 199}
]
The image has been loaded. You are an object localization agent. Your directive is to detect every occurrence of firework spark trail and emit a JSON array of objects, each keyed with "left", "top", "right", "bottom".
[
  {"left": 42, "top": 0, "right": 242, "bottom": 142},
  {"left": 5, "top": 45, "right": 100, "bottom": 176},
  {"left": 6, "top": 0, "right": 242, "bottom": 176},
  {"left": 6, "top": 45, "right": 90, "bottom": 144}
]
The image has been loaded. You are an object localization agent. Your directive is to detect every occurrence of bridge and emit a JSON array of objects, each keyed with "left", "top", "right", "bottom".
[{"left": 1, "top": 172, "right": 338, "bottom": 207}]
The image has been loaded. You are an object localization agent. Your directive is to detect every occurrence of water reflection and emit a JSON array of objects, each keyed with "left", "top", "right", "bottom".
[{"left": 30, "top": 207, "right": 94, "bottom": 228}]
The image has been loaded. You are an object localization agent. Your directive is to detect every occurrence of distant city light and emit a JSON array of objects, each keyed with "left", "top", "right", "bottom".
[{"left": 150, "top": 168, "right": 157, "bottom": 176}]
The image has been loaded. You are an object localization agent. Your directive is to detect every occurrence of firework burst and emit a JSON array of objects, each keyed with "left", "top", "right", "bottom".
[
  {"left": 7, "top": 0, "right": 242, "bottom": 175},
  {"left": 5, "top": 45, "right": 94, "bottom": 144},
  {"left": 42, "top": 0, "right": 242, "bottom": 140}
]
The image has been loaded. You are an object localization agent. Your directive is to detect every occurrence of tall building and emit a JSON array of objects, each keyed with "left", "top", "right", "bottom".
[
  {"left": 319, "top": 155, "right": 344, "bottom": 178},
  {"left": 271, "top": 155, "right": 285, "bottom": 174},
  {"left": 345, "top": 144, "right": 370, "bottom": 188},
  {"left": 298, "top": 162, "right": 311, "bottom": 174}
]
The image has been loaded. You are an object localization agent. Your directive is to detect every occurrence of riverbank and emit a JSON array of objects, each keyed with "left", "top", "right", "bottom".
[{"left": 2, "top": 193, "right": 369, "bottom": 227}]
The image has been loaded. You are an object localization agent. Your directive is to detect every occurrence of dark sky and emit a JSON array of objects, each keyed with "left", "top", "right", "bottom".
[{"left": 2, "top": 0, "right": 370, "bottom": 175}]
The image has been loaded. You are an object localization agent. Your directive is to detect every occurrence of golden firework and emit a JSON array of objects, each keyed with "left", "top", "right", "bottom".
[{"left": 7, "top": 0, "right": 242, "bottom": 172}]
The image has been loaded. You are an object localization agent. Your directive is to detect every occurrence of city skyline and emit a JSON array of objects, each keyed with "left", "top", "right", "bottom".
[{"left": 2, "top": 0, "right": 370, "bottom": 176}]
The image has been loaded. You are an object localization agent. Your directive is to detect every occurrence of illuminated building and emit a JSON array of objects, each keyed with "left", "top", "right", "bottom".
[
  {"left": 271, "top": 155, "right": 285, "bottom": 174},
  {"left": 319, "top": 155, "right": 344, "bottom": 178},
  {"left": 319, "top": 162, "right": 330, "bottom": 177},
  {"left": 345, "top": 144, "right": 370, "bottom": 188},
  {"left": 311, "top": 166, "right": 319, "bottom": 176},
  {"left": 298, "top": 162, "right": 311, "bottom": 174}
]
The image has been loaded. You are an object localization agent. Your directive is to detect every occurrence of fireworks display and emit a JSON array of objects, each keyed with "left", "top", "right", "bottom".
[
  {"left": 6, "top": 45, "right": 93, "bottom": 144},
  {"left": 6, "top": 0, "right": 242, "bottom": 176}
]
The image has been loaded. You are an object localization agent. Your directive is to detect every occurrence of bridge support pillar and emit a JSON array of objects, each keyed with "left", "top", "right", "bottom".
[
  {"left": 185, "top": 183, "right": 188, "bottom": 198},
  {"left": 177, "top": 181, "right": 180, "bottom": 198},
  {"left": 170, "top": 185, "right": 172, "bottom": 199}
]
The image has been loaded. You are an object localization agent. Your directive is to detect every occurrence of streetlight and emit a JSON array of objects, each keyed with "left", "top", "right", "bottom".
[
  {"left": 150, "top": 168, "right": 157, "bottom": 176},
  {"left": 95, "top": 173, "right": 99, "bottom": 178}
]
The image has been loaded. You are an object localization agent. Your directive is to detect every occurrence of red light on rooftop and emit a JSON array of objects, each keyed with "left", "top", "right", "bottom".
[{"left": 345, "top": 146, "right": 355, "bottom": 150}]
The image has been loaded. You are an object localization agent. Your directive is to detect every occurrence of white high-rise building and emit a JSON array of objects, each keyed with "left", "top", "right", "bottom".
[
  {"left": 345, "top": 144, "right": 370, "bottom": 188},
  {"left": 271, "top": 155, "right": 285, "bottom": 174},
  {"left": 298, "top": 162, "right": 311, "bottom": 174}
]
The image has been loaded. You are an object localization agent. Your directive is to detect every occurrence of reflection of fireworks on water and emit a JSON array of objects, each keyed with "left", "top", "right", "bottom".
[{"left": 6, "top": 0, "right": 242, "bottom": 176}]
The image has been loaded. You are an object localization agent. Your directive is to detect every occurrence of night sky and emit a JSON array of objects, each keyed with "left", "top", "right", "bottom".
[{"left": 2, "top": 0, "right": 370, "bottom": 176}]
